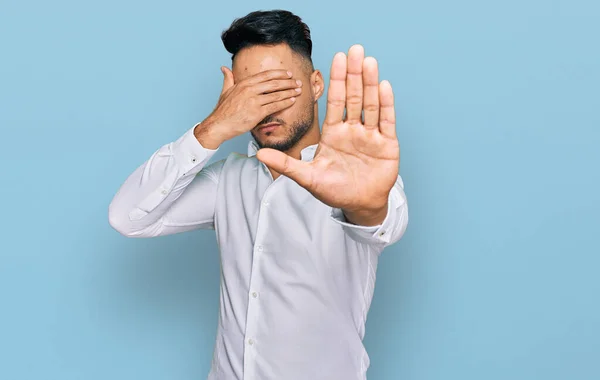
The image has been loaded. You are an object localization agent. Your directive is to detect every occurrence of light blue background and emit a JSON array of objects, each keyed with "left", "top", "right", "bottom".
[{"left": 1, "top": 0, "right": 598, "bottom": 379}]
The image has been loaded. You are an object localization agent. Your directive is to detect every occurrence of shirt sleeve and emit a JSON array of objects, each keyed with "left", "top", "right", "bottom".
[
  {"left": 329, "top": 175, "right": 408, "bottom": 248},
  {"left": 108, "top": 123, "right": 224, "bottom": 237}
]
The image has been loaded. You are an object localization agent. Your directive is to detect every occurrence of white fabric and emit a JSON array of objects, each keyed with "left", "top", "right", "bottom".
[{"left": 108, "top": 123, "right": 409, "bottom": 380}]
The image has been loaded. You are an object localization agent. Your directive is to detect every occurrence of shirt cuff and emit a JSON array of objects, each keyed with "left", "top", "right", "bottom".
[
  {"left": 172, "top": 122, "right": 220, "bottom": 177},
  {"left": 329, "top": 185, "right": 404, "bottom": 246}
]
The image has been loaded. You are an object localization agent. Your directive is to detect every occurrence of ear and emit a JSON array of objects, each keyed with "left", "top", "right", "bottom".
[{"left": 310, "top": 69, "right": 325, "bottom": 102}]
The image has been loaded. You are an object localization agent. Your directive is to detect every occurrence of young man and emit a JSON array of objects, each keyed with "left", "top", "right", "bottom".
[{"left": 109, "top": 9, "right": 408, "bottom": 380}]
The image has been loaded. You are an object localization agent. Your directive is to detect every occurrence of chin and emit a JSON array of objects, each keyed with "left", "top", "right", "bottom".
[
  {"left": 257, "top": 138, "right": 284, "bottom": 150},
  {"left": 252, "top": 130, "right": 284, "bottom": 144}
]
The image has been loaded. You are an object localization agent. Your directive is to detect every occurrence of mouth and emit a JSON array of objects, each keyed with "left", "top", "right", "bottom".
[{"left": 257, "top": 123, "right": 281, "bottom": 133}]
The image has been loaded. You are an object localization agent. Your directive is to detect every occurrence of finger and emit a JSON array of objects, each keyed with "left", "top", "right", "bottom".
[
  {"left": 220, "top": 66, "right": 235, "bottom": 96},
  {"left": 324, "top": 52, "right": 347, "bottom": 125},
  {"left": 244, "top": 69, "right": 293, "bottom": 85},
  {"left": 259, "top": 87, "right": 302, "bottom": 105},
  {"left": 345, "top": 45, "right": 365, "bottom": 123},
  {"left": 255, "top": 148, "right": 313, "bottom": 189},
  {"left": 362, "top": 57, "right": 379, "bottom": 130},
  {"left": 254, "top": 78, "right": 302, "bottom": 94},
  {"left": 379, "top": 80, "right": 396, "bottom": 138},
  {"left": 260, "top": 97, "right": 296, "bottom": 117}
]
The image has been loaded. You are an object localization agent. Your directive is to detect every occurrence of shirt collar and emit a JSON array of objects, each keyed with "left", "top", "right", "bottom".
[{"left": 247, "top": 140, "right": 319, "bottom": 162}]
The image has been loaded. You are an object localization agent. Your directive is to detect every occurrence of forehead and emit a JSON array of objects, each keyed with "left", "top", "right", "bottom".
[{"left": 232, "top": 43, "right": 304, "bottom": 81}]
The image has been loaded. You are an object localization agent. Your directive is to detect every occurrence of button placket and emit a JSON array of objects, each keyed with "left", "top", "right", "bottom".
[
  {"left": 245, "top": 241, "right": 264, "bottom": 349},
  {"left": 244, "top": 209, "right": 268, "bottom": 377},
  {"left": 243, "top": 176, "right": 281, "bottom": 377}
]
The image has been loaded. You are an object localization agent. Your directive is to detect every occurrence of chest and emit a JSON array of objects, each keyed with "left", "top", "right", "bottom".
[
  {"left": 211, "top": 154, "right": 374, "bottom": 305},
  {"left": 213, "top": 155, "right": 351, "bottom": 264}
]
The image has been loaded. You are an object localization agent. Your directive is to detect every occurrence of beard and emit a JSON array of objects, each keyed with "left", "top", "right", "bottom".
[{"left": 251, "top": 105, "right": 314, "bottom": 152}]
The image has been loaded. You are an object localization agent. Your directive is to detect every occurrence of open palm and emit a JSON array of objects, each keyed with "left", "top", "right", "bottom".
[{"left": 256, "top": 45, "right": 400, "bottom": 213}]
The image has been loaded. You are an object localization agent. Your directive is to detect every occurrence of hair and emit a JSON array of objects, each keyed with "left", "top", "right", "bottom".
[{"left": 221, "top": 10, "right": 313, "bottom": 68}]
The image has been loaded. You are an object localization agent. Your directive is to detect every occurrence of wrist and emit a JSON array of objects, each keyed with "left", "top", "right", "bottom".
[
  {"left": 194, "top": 119, "right": 225, "bottom": 149},
  {"left": 342, "top": 203, "right": 388, "bottom": 227}
]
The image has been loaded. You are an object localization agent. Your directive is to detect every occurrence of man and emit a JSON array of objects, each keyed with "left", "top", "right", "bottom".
[{"left": 109, "top": 9, "right": 408, "bottom": 380}]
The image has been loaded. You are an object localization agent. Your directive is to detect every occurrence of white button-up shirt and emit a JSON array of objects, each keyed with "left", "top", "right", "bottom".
[{"left": 108, "top": 124, "right": 409, "bottom": 380}]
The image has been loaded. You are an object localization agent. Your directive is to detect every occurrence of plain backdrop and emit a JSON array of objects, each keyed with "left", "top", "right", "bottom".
[{"left": 1, "top": 0, "right": 599, "bottom": 379}]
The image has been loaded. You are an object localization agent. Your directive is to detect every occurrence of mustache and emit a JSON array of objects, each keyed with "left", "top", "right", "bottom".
[{"left": 257, "top": 115, "right": 286, "bottom": 127}]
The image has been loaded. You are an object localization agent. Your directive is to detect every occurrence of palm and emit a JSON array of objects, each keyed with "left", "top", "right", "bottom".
[{"left": 257, "top": 45, "right": 400, "bottom": 212}]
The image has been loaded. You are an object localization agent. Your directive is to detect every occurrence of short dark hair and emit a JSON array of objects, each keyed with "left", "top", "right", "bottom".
[{"left": 221, "top": 10, "right": 313, "bottom": 67}]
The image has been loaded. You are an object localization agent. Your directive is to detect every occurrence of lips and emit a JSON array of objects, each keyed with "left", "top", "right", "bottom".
[{"left": 258, "top": 123, "right": 281, "bottom": 132}]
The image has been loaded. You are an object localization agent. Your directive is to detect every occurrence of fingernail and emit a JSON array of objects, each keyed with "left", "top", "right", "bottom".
[
  {"left": 287, "top": 71, "right": 293, "bottom": 77},
  {"left": 290, "top": 97, "right": 296, "bottom": 101},
  {"left": 295, "top": 87, "right": 301, "bottom": 92},
  {"left": 296, "top": 79, "right": 302, "bottom": 86}
]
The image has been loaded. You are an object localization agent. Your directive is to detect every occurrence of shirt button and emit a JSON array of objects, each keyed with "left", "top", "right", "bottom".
[
  {"left": 251, "top": 291, "right": 258, "bottom": 298},
  {"left": 379, "top": 231, "right": 386, "bottom": 236},
  {"left": 161, "top": 189, "right": 167, "bottom": 195},
  {"left": 190, "top": 156, "right": 197, "bottom": 163},
  {"left": 248, "top": 338, "right": 254, "bottom": 345},
  {"left": 263, "top": 200, "right": 269, "bottom": 206},
  {"left": 256, "top": 245, "right": 263, "bottom": 252}
]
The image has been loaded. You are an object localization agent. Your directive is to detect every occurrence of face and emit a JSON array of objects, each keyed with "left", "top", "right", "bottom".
[{"left": 232, "top": 44, "right": 323, "bottom": 152}]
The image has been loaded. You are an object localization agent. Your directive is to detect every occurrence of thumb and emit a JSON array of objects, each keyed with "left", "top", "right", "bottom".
[
  {"left": 256, "top": 148, "right": 313, "bottom": 189},
  {"left": 220, "top": 66, "right": 235, "bottom": 95}
]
